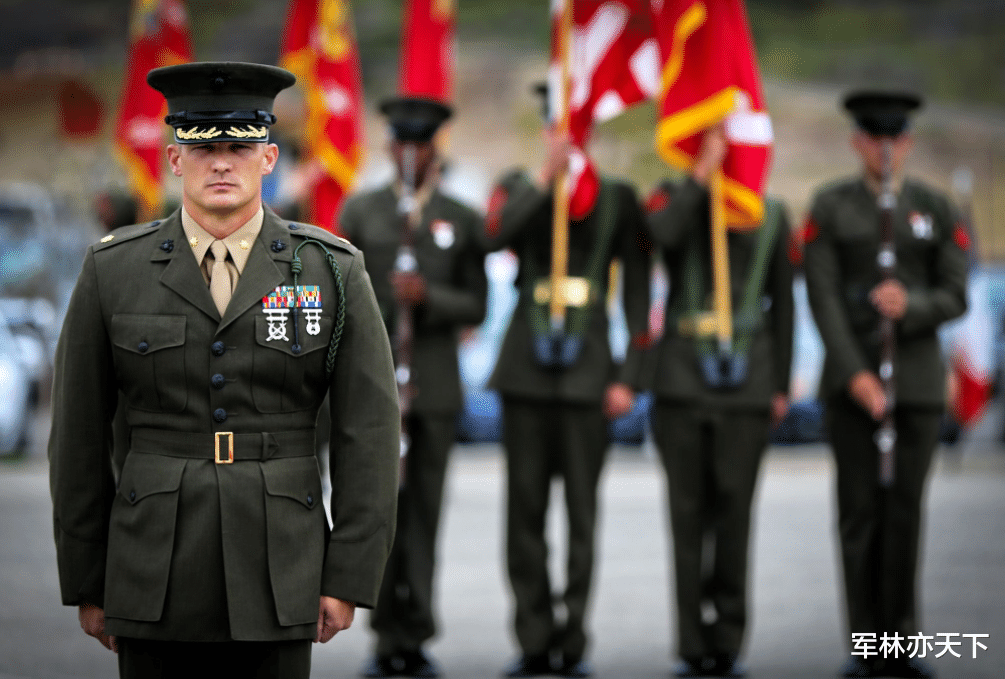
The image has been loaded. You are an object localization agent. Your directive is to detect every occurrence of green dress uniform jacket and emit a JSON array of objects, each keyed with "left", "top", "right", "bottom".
[
  {"left": 338, "top": 183, "right": 486, "bottom": 654},
  {"left": 645, "top": 178, "right": 793, "bottom": 662},
  {"left": 645, "top": 177, "right": 794, "bottom": 407},
  {"left": 339, "top": 184, "right": 488, "bottom": 414},
  {"left": 804, "top": 175, "right": 969, "bottom": 640},
  {"left": 49, "top": 206, "right": 400, "bottom": 642},
  {"left": 804, "top": 176, "right": 968, "bottom": 406},
  {"left": 483, "top": 171, "right": 652, "bottom": 400}
]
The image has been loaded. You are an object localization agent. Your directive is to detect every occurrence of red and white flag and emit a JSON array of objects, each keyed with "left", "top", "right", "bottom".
[
  {"left": 281, "top": 0, "right": 365, "bottom": 233},
  {"left": 549, "top": 0, "right": 658, "bottom": 218},
  {"left": 399, "top": 0, "right": 455, "bottom": 102},
  {"left": 652, "top": 0, "right": 772, "bottom": 228},
  {"left": 114, "top": 0, "right": 192, "bottom": 220}
]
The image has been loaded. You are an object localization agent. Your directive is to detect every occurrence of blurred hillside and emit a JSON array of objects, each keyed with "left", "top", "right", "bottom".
[{"left": 1, "top": 0, "right": 1003, "bottom": 257}]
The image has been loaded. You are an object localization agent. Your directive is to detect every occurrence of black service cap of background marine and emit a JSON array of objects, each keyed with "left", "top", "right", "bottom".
[
  {"left": 379, "top": 96, "right": 453, "bottom": 143},
  {"left": 147, "top": 61, "right": 296, "bottom": 144},
  {"left": 842, "top": 90, "right": 923, "bottom": 137}
]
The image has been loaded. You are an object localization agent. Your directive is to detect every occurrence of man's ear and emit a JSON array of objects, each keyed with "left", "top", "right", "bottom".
[
  {"left": 167, "top": 145, "right": 182, "bottom": 177},
  {"left": 262, "top": 143, "right": 279, "bottom": 176}
]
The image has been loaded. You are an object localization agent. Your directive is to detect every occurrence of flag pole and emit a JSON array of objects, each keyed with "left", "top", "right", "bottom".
[
  {"left": 709, "top": 167, "right": 733, "bottom": 350},
  {"left": 549, "top": 0, "right": 573, "bottom": 331}
]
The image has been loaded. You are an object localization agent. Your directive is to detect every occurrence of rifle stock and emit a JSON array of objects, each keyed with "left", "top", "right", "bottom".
[
  {"left": 394, "top": 144, "right": 419, "bottom": 490},
  {"left": 875, "top": 139, "right": 897, "bottom": 487}
]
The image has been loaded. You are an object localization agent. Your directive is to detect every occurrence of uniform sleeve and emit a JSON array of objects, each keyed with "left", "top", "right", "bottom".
[
  {"left": 322, "top": 252, "right": 400, "bottom": 608},
  {"left": 614, "top": 184, "right": 653, "bottom": 389},
  {"left": 899, "top": 200, "right": 969, "bottom": 337},
  {"left": 49, "top": 248, "right": 118, "bottom": 608},
  {"left": 645, "top": 177, "right": 705, "bottom": 250},
  {"left": 420, "top": 209, "right": 489, "bottom": 329},
  {"left": 481, "top": 170, "right": 549, "bottom": 252},
  {"left": 768, "top": 203, "right": 795, "bottom": 395},
  {"left": 803, "top": 195, "right": 872, "bottom": 390}
]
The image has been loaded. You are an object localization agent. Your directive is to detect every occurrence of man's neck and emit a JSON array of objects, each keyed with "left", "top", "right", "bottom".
[{"left": 183, "top": 199, "right": 262, "bottom": 240}]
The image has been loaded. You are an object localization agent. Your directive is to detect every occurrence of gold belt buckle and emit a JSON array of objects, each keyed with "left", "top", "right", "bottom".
[{"left": 215, "top": 432, "right": 234, "bottom": 464}]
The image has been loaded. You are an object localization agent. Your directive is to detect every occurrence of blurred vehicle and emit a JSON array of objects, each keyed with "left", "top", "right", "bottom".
[
  {"left": 0, "top": 181, "right": 54, "bottom": 298},
  {"left": 0, "top": 304, "right": 35, "bottom": 457},
  {"left": 0, "top": 297, "right": 57, "bottom": 409}
]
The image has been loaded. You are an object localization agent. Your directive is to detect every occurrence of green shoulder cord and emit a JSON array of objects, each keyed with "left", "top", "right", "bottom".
[
  {"left": 290, "top": 238, "right": 347, "bottom": 379},
  {"left": 524, "top": 178, "right": 619, "bottom": 336}
]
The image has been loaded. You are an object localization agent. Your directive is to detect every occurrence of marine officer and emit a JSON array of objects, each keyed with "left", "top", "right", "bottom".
[{"left": 48, "top": 61, "right": 400, "bottom": 679}]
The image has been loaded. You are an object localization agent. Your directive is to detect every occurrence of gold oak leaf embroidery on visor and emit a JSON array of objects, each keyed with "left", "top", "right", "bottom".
[
  {"left": 177, "top": 126, "right": 223, "bottom": 140},
  {"left": 227, "top": 125, "right": 268, "bottom": 139}
]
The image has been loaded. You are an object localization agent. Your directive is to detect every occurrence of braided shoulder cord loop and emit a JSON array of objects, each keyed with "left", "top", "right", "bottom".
[{"left": 291, "top": 237, "right": 347, "bottom": 379}]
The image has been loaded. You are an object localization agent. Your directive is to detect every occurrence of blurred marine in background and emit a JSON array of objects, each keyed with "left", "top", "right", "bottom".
[
  {"left": 803, "top": 91, "right": 969, "bottom": 679},
  {"left": 339, "top": 96, "right": 487, "bottom": 679},
  {"left": 482, "top": 85, "right": 652, "bottom": 679},
  {"left": 48, "top": 62, "right": 400, "bottom": 679},
  {"left": 645, "top": 124, "right": 793, "bottom": 679}
]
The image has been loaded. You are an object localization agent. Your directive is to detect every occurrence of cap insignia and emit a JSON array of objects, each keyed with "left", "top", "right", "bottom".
[{"left": 177, "top": 126, "right": 222, "bottom": 141}]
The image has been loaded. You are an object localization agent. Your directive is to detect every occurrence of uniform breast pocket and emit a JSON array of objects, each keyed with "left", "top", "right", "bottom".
[
  {"left": 110, "top": 314, "right": 188, "bottom": 412},
  {"left": 252, "top": 312, "right": 333, "bottom": 413}
]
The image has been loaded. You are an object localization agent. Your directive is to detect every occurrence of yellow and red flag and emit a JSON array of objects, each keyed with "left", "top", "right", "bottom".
[
  {"left": 549, "top": 0, "right": 658, "bottom": 218},
  {"left": 653, "top": 0, "right": 772, "bottom": 227},
  {"left": 281, "top": 0, "right": 364, "bottom": 233},
  {"left": 399, "top": 0, "right": 455, "bottom": 102},
  {"left": 114, "top": 0, "right": 192, "bottom": 221}
]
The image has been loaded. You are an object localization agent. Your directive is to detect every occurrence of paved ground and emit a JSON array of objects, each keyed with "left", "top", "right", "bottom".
[{"left": 1, "top": 409, "right": 1002, "bottom": 679}]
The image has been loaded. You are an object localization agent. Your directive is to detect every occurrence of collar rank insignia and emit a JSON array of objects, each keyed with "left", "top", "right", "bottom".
[
  {"left": 909, "top": 211, "right": 934, "bottom": 240},
  {"left": 431, "top": 219, "right": 455, "bottom": 249}
]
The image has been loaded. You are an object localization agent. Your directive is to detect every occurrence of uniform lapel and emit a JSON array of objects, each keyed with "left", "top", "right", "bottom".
[
  {"left": 156, "top": 211, "right": 221, "bottom": 322},
  {"left": 217, "top": 206, "right": 288, "bottom": 334}
]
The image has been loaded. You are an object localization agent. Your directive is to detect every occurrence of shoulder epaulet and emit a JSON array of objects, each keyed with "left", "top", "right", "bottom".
[
  {"left": 286, "top": 222, "right": 357, "bottom": 254},
  {"left": 92, "top": 219, "right": 164, "bottom": 251}
]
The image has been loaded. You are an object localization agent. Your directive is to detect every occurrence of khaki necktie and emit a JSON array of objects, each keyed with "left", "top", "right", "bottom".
[{"left": 208, "top": 240, "right": 232, "bottom": 316}]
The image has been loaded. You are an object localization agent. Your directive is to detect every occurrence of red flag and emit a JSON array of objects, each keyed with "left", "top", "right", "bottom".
[
  {"left": 652, "top": 0, "right": 772, "bottom": 228},
  {"left": 399, "top": 0, "right": 455, "bottom": 101},
  {"left": 550, "top": 0, "right": 658, "bottom": 218},
  {"left": 114, "top": 0, "right": 192, "bottom": 220},
  {"left": 280, "top": 0, "right": 364, "bottom": 233}
]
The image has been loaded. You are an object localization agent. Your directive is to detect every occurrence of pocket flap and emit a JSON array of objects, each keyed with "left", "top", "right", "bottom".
[
  {"left": 262, "top": 458, "right": 322, "bottom": 510},
  {"left": 111, "top": 314, "right": 186, "bottom": 355},
  {"left": 117, "top": 454, "right": 187, "bottom": 505}
]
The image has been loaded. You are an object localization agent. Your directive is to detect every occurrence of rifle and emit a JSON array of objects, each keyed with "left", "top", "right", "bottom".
[
  {"left": 874, "top": 139, "right": 897, "bottom": 487},
  {"left": 394, "top": 144, "right": 419, "bottom": 489}
]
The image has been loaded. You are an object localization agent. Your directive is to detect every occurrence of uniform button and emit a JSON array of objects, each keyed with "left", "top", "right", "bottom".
[
  {"left": 291, "top": 344, "right": 301, "bottom": 355},
  {"left": 129, "top": 490, "right": 136, "bottom": 501},
  {"left": 306, "top": 494, "right": 314, "bottom": 506},
  {"left": 211, "top": 341, "right": 226, "bottom": 356},
  {"left": 213, "top": 408, "right": 228, "bottom": 423},
  {"left": 137, "top": 341, "right": 149, "bottom": 353},
  {"left": 211, "top": 374, "right": 226, "bottom": 389}
]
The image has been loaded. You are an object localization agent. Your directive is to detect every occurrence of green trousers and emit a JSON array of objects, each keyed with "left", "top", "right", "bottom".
[
  {"left": 370, "top": 413, "right": 457, "bottom": 654},
  {"left": 826, "top": 396, "right": 941, "bottom": 639},
  {"left": 502, "top": 397, "right": 608, "bottom": 662},
  {"left": 651, "top": 402, "right": 769, "bottom": 659}
]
